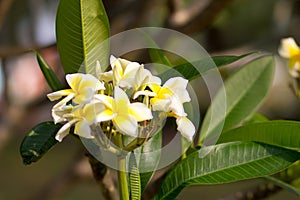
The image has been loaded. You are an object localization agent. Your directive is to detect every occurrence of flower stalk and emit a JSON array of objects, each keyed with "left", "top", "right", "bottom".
[{"left": 115, "top": 133, "right": 130, "bottom": 200}]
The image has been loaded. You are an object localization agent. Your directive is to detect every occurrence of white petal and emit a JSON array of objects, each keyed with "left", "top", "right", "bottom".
[
  {"left": 55, "top": 119, "right": 77, "bottom": 142},
  {"left": 110, "top": 55, "right": 117, "bottom": 65},
  {"left": 164, "top": 77, "right": 188, "bottom": 90},
  {"left": 52, "top": 110, "right": 65, "bottom": 123},
  {"left": 279, "top": 37, "right": 300, "bottom": 58},
  {"left": 112, "top": 61, "right": 123, "bottom": 86},
  {"left": 74, "top": 119, "right": 94, "bottom": 139},
  {"left": 149, "top": 74, "right": 162, "bottom": 85},
  {"left": 289, "top": 62, "right": 300, "bottom": 78},
  {"left": 94, "top": 94, "right": 114, "bottom": 110},
  {"left": 96, "top": 109, "right": 115, "bottom": 122},
  {"left": 82, "top": 102, "right": 105, "bottom": 123},
  {"left": 118, "top": 58, "right": 132, "bottom": 69},
  {"left": 80, "top": 74, "right": 104, "bottom": 90},
  {"left": 100, "top": 71, "right": 113, "bottom": 82},
  {"left": 133, "top": 90, "right": 156, "bottom": 99},
  {"left": 73, "top": 87, "right": 94, "bottom": 104},
  {"left": 52, "top": 93, "right": 75, "bottom": 110},
  {"left": 47, "top": 89, "right": 73, "bottom": 101},
  {"left": 123, "top": 62, "right": 140, "bottom": 77},
  {"left": 96, "top": 60, "right": 102, "bottom": 74},
  {"left": 113, "top": 114, "right": 138, "bottom": 137},
  {"left": 128, "top": 102, "right": 153, "bottom": 121},
  {"left": 66, "top": 73, "right": 83, "bottom": 90},
  {"left": 119, "top": 78, "right": 135, "bottom": 88},
  {"left": 135, "top": 67, "right": 149, "bottom": 89},
  {"left": 164, "top": 77, "right": 190, "bottom": 103},
  {"left": 113, "top": 86, "right": 130, "bottom": 112},
  {"left": 151, "top": 98, "right": 172, "bottom": 112},
  {"left": 176, "top": 116, "right": 195, "bottom": 141},
  {"left": 169, "top": 97, "right": 187, "bottom": 117}
]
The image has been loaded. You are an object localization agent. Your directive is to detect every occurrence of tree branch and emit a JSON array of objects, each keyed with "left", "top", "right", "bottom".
[{"left": 87, "top": 152, "right": 119, "bottom": 200}]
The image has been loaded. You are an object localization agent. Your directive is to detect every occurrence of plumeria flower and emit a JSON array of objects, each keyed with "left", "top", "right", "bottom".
[
  {"left": 101, "top": 56, "right": 142, "bottom": 88},
  {"left": 135, "top": 77, "right": 191, "bottom": 112},
  {"left": 47, "top": 73, "right": 105, "bottom": 105},
  {"left": 54, "top": 101, "right": 105, "bottom": 142},
  {"left": 279, "top": 37, "right": 300, "bottom": 77},
  {"left": 133, "top": 65, "right": 162, "bottom": 92},
  {"left": 95, "top": 86, "right": 153, "bottom": 137},
  {"left": 135, "top": 77, "right": 195, "bottom": 141}
]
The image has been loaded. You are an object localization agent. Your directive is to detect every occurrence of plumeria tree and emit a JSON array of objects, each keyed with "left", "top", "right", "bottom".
[{"left": 19, "top": 0, "right": 300, "bottom": 199}]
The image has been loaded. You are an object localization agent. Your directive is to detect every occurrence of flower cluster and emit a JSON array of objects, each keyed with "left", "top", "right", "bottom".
[
  {"left": 47, "top": 56, "right": 195, "bottom": 143},
  {"left": 279, "top": 37, "right": 300, "bottom": 78}
]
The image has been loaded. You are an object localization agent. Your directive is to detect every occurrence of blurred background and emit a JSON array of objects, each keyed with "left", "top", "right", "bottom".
[{"left": 1, "top": 0, "right": 300, "bottom": 199}]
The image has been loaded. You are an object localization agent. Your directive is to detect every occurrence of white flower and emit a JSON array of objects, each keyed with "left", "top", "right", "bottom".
[
  {"left": 145, "top": 77, "right": 191, "bottom": 112},
  {"left": 55, "top": 101, "right": 105, "bottom": 142},
  {"left": 110, "top": 56, "right": 142, "bottom": 88},
  {"left": 135, "top": 76, "right": 195, "bottom": 141},
  {"left": 47, "top": 73, "right": 105, "bottom": 105},
  {"left": 95, "top": 86, "right": 153, "bottom": 137},
  {"left": 278, "top": 37, "right": 300, "bottom": 77}
]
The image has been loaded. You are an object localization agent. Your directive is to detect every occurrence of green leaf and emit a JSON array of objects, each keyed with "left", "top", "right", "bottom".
[
  {"left": 159, "top": 52, "right": 256, "bottom": 82},
  {"left": 212, "top": 52, "right": 257, "bottom": 67},
  {"left": 35, "top": 52, "right": 63, "bottom": 91},
  {"left": 154, "top": 142, "right": 300, "bottom": 200},
  {"left": 20, "top": 122, "right": 62, "bottom": 165},
  {"left": 56, "top": 0, "right": 110, "bottom": 74},
  {"left": 198, "top": 56, "right": 274, "bottom": 146},
  {"left": 218, "top": 120, "right": 300, "bottom": 149},
  {"left": 243, "top": 112, "right": 269, "bottom": 125},
  {"left": 129, "top": 153, "right": 141, "bottom": 200},
  {"left": 265, "top": 176, "right": 300, "bottom": 196}
]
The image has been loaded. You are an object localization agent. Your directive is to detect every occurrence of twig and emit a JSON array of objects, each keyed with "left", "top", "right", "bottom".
[{"left": 87, "top": 152, "right": 119, "bottom": 200}]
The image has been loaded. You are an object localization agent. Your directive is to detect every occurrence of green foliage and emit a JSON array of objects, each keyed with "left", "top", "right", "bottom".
[
  {"left": 218, "top": 120, "right": 300, "bottom": 149},
  {"left": 154, "top": 142, "right": 300, "bottom": 200},
  {"left": 129, "top": 153, "right": 141, "bottom": 200},
  {"left": 159, "top": 52, "right": 256, "bottom": 82},
  {"left": 198, "top": 56, "right": 274, "bottom": 146},
  {"left": 20, "top": 0, "right": 300, "bottom": 199},
  {"left": 243, "top": 112, "right": 269, "bottom": 125},
  {"left": 56, "top": 0, "right": 110, "bottom": 74},
  {"left": 20, "top": 122, "right": 62, "bottom": 165},
  {"left": 35, "top": 52, "right": 63, "bottom": 91}
]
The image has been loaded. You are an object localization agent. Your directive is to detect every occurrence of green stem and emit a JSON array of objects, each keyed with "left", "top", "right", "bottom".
[
  {"left": 118, "top": 155, "right": 130, "bottom": 200},
  {"left": 115, "top": 134, "right": 130, "bottom": 200}
]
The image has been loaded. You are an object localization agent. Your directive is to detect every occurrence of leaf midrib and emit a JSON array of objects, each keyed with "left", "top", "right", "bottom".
[
  {"left": 158, "top": 143, "right": 286, "bottom": 199},
  {"left": 201, "top": 58, "right": 272, "bottom": 142},
  {"left": 80, "top": 0, "right": 87, "bottom": 73}
]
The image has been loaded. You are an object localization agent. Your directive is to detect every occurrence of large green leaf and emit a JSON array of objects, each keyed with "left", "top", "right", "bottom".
[
  {"left": 218, "top": 120, "right": 300, "bottom": 149},
  {"left": 198, "top": 56, "right": 274, "bottom": 146},
  {"left": 56, "top": 0, "right": 110, "bottom": 74},
  {"left": 154, "top": 142, "right": 300, "bottom": 200},
  {"left": 159, "top": 52, "right": 255, "bottom": 82},
  {"left": 35, "top": 52, "right": 63, "bottom": 91},
  {"left": 20, "top": 122, "right": 62, "bottom": 165}
]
